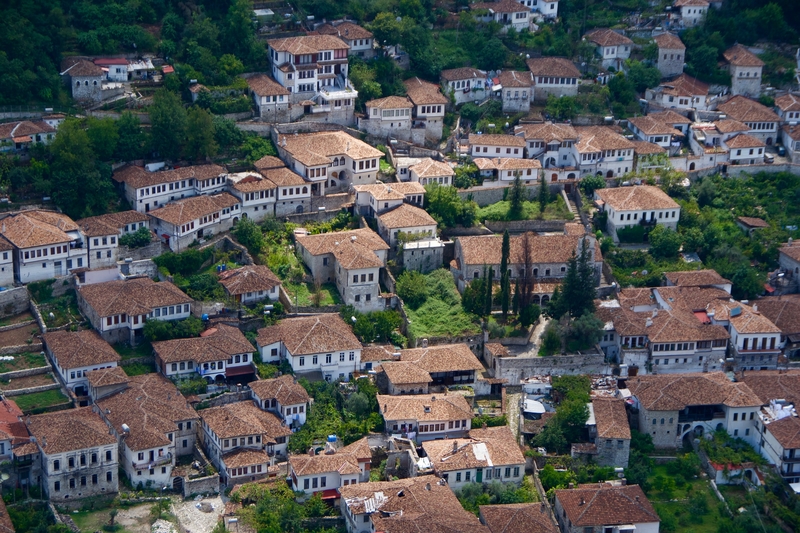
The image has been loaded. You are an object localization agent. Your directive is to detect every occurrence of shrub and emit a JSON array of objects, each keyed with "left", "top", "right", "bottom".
[
  {"left": 396, "top": 270, "right": 428, "bottom": 309},
  {"left": 119, "top": 227, "right": 152, "bottom": 248}
]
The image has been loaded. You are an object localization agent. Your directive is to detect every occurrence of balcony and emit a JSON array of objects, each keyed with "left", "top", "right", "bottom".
[
  {"left": 132, "top": 452, "right": 172, "bottom": 470},
  {"left": 678, "top": 408, "right": 725, "bottom": 424}
]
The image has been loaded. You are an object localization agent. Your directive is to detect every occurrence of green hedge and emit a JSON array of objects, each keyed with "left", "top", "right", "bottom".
[{"left": 616, "top": 224, "right": 646, "bottom": 243}]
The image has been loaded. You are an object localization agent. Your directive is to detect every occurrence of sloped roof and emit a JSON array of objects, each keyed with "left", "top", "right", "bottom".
[
  {"left": 422, "top": 425, "right": 525, "bottom": 473},
  {"left": 78, "top": 277, "right": 192, "bottom": 318},
  {"left": 737, "top": 216, "right": 769, "bottom": 229},
  {"left": 200, "top": 400, "right": 291, "bottom": 442},
  {"left": 377, "top": 203, "right": 437, "bottom": 230},
  {"left": 658, "top": 73, "right": 708, "bottom": 98},
  {"left": 279, "top": 130, "right": 383, "bottom": 167},
  {"left": 399, "top": 343, "right": 483, "bottom": 375},
  {"left": 585, "top": 29, "right": 633, "bottom": 47},
  {"left": 723, "top": 44, "right": 764, "bottom": 68},
  {"left": 404, "top": 77, "right": 449, "bottom": 105},
  {"left": 148, "top": 193, "right": 239, "bottom": 226},
  {"left": 218, "top": 264, "right": 281, "bottom": 296},
  {"left": 515, "top": 122, "right": 578, "bottom": 143},
  {"left": 738, "top": 370, "right": 800, "bottom": 407},
  {"left": 595, "top": 185, "right": 678, "bottom": 211},
  {"left": 725, "top": 133, "right": 765, "bottom": 149},
  {"left": 628, "top": 116, "right": 682, "bottom": 136},
  {"left": 76, "top": 210, "right": 149, "bottom": 237},
  {"left": 43, "top": 330, "right": 120, "bottom": 370},
  {"left": 27, "top": 407, "right": 117, "bottom": 454},
  {"left": 409, "top": 158, "right": 455, "bottom": 178},
  {"left": 473, "top": 0, "right": 530, "bottom": 13},
  {"left": 152, "top": 324, "right": 254, "bottom": 364},
  {"left": 289, "top": 436, "right": 370, "bottom": 476},
  {"left": 1, "top": 210, "right": 78, "bottom": 248},
  {"left": 245, "top": 73, "right": 290, "bottom": 97},
  {"left": 753, "top": 297, "right": 800, "bottom": 336},
  {"left": 267, "top": 34, "right": 349, "bottom": 54},
  {"left": 775, "top": 93, "right": 800, "bottom": 113},
  {"left": 60, "top": 58, "right": 103, "bottom": 77},
  {"left": 591, "top": 397, "right": 631, "bottom": 440},
  {"left": 378, "top": 393, "right": 473, "bottom": 422},
  {"left": 469, "top": 134, "right": 526, "bottom": 148},
  {"left": 380, "top": 361, "right": 432, "bottom": 385},
  {"left": 86, "top": 366, "right": 129, "bottom": 388},
  {"left": 575, "top": 126, "right": 635, "bottom": 153},
  {"left": 112, "top": 164, "right": 226, "bottom": 190},
  {"left": 664, "top": 269, "right": 731, "bottom": 287},
  {"left": 457, "top": 233, "right": 600, "bottom": 267},
  {"left": 555, "top": 483, "right": 659, "bottom": 527},
  {"left": 480, "top": 503, "right": 558, "bottom": 533},
  {"left": 315, "top": 21, "right": 373, "bottom": 40},
  {"left": 365, "top": 95, "right": 413, "bottom": 109},
  {"left": 526, "top": 57, "right": 581, "bottom": 78},
  {"left": 353, "top": 182, "right": 425, "bottom": 201},
  {"left": 498, "top": 70, "right": 533, "bottom": 88},
  {"left": 653, "top": 33, "right": 685, "bottom": 50},
  {"left": 256, "top": 314, "right": 361, "bottom": 356},
  {"left": 717, "top": 95, "right": 779, "bottom": 123},
  {"left": 249, "top": 374, "right": 311, "bottom": 406},
  {"left": 626, "top": 372, "right": 763, "bottom": 411},
  {"left": 296, "top": 227, "right": 388, "bottom": 258},
  {"left": 441, "top": 67, "right": 486, "bottom": 82}
]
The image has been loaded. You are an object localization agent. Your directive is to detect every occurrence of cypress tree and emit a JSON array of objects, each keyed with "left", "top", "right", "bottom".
[
  {"left": 485, "top": 266, "right": 494, "bottom": 316},
  {"left": 500, "top": 230, "right": 510, "bottom": 318}
]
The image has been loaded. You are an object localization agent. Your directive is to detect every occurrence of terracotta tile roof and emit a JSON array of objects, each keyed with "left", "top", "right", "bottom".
[
  {"left": 245, "top": 73, "right": 289, "bottom": 97},
  {"left": 526, "top": 57, "right": 581, "bottom": 78},
  {"left": 378, "top": 204, "right": 437, "bottom": 230},
  {"left": 714, "top": 119, "right": 749, "bottom": 133},
  {"left": 409, "top": 158, "right": 455, "bottom": 178},
  {"left": 575, "top": 126, "right": 635, "bottom": 153},
  {"left": 381, "top": 361, "right": 432, "bottom": 385},
  {"left": 717, "top": 95, "right": 779, "bottom": 123},
  {"left": 223, "top": 448, "right": 271, "bottom": 469},
  {"left": 354, "top": 182, "right": 425, "bottom": 201},
  {"left": 752, "top": 297, "right": 800, "bottom": 336},
  {"left": 497, "top": 70, "right": 533, "bottom": 88},
  {"left": 653, "top": 33, "right": 685, "bottom": 50},
  {"left": 149, "top": 193, "right": 238, "bottom": 226},
  {"left": 0, "top": 120, "right": 55, "bottom": 141},
  {"left": 473, "top": 0, "right": 530, "bottom": 13},
  {"left": 289, "top": 436, "right": 370, "bottom": 476},
  {"left": 267, "top": 34, "right": 350, "bottom": 54},
  {"left": 658, "top": 73, "right": 709, "bottom": 97},
  {"left": 675, "top": 0, "right": 708, "bottom": 5},
  {"left": 366, "top": 95, "right": 413, "bottom": 109},
  {"left": 314, "top": 21, "right": 373, "bottom": 40},
  {"left": 494, "top": 158, "right": 542, "bottom": 170},
  {"left": 725, "top": 133, "right": 765, "bottom": 149},
  {"left": 469, "top": 134, "right": 526, "bottom": 148},
  {"left": 43, "top": 330, "right": 120, "bottom": 370},
  {"left": 252, "top": 155, "right": 286, "bottom": 171},
  {"left": 400, "top": 343, "right": 484, "bottom": 375},
  {"left": 86, "top": 366, "right": 129, "bottom": 388},
  {"left": 457, "top": 233, "right": 599, "bottom": 268},
  {"left": 736, "top": 216, "right": 769, "bottom": 229},
  {"left": 775, "top": 93, "right": 800, "bottom": 113},
  {"left": 780, "top": 241, "right": 800, "bottom": 262},
  {"left": 378, "top": 393, "right": 473, "bottom": 422},
  {"left": 441, "top": 67, "right": 486, "bottom": 82},
  {"left": 555, "top": 483, "right": 659, "bottom": 527},
  {"left": 153, "top": 324, "right": 254, "bottom": 364},
  {"left": 361, "top": 345, "right": 398, "bottom": 362},
  {"left": 664, "top": 269, "right": 731, "bottom": 287},
  {"left": 112, "top": 164, "right": 226, "bottom": 189},
  {"left": 655, "top": 286, "right": 731, "bottom": 313},
  {"left": 76, "top": 210, "right": 149, "bottom": 237},
  {"left": 723, "top": 44, "right": 764, "bottom": 68},
  {"left": 486, "top": 343, "right": 509, "bottom": 358},
  {"left": 256, "top": 314, "right": 362, "bottom": 356},
  {"left": 229, "top": 172, "right": 278, "bottom": 193},
  {"left": 627, "top": 372, "right": 763, "bottom": 411},
  {"left": 0, "top": 399, "right": 29, "bottom": 447},
  {"left": 738, "top": 370, "right": 800, "bottom": 407},
  {"left": 0, "top": 210, "right": 78, "bottom": 248},
  {"left": 515, "top": 122, "right": 578, "bottom": 143},
  {"left": 632, "top": 141, "right": 665, "bottom": 155},
  {"left": 423, "top": 425, "right": 524, "bottom": 474},
  {"left": 404, "top": 77, "right": 449, "bottom": 105},
  {"left": 0, "top": 235, "right": 12, "bottom": 252},
  {"left": 727, "top": 302, "right": 781, "bottom": 334},
  {"left": 766, "top": 415, "right": 800, "bottom": 449},
  {"left": 296, "top": 227, "right": 388, "bottom": 260},
  {"left": 591, "top": 397, "right": 631, "bottom": 440},
  {"left": 249, "top": 374, "right": 311, "bottom": 406},
  {"left": 650, "top": 110, "right": 692, "bottom": 125},
  {"left": 60, "top": 58, "right": 104, "bottom": 77},
  {"left": 78, "top": 277, "right": 192, "bottom": 318},
  {"left": 585, "top": 29, "right": 633, "bottom": 47},
  {"left": 218, "top": 264, "right": 281, "bottom": 296},
  {"left": 27, "top": 407, "right": 117, "bottom": 454},
  {"left": 595, "top": 185, "right": 678, "bottom": 211},
  {"left": 260, "top": 167, "right": 306, "bottom": 187},
  {"left": 480, "top": 503, "right": 558, "bottom": 533},
  {"left": 0, "top": 496, "right": 13, "bottom": 533},
  {"left": 628, "top": 116, "right": 682, "bottom": 136},
  {"left": 97, "top": 373, "right": 197, "bottom": 452},
  {"left": 201, "top": 401, "right": 291, "bottom": 442},
  {"left": 279, "top": 131, "right": 383, "bottom": 167},
  {"left": 595, "top": 305, "right": 648, "bottom": 338}
]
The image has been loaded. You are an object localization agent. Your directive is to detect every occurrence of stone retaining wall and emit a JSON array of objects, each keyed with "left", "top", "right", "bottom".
[
  {"left": 494, "top": 352, "right": 610, "bottom": 382},
  {"left": 0, "top": 319, "right": 36, "bottom": 333},
  {"left": 182, "top": 474, "right": 220, "bottom": 497},
  {"left": 0, "top": 342, "right": 43, "bottom": 355},
  {"left": 484, "top": 219, "right": 567, "bottom": 234},
  {"left": 0, "top": 287, "right": 31, "bottom": 317},
  {"left": 3, "top": 382, "right": 60, "bottom": 397},
  {"left": 0, "top": 365, "right": 50, "bottom": 380}
]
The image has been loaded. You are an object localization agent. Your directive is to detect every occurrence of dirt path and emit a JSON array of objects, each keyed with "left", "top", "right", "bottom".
[
  {"left": 114, "top": 503, "right": 153, "bottom": 533},
  {"left": 172, "top": 496, "right": 224, "bottom": 533},
  {"left": 506, "top": 391, "right": 522, "bottom": 443}
]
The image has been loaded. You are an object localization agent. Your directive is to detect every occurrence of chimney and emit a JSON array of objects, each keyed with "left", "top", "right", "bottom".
[
  {"left": 308, "top": 447, "right": 315, "bottom": 456},
  {"left": 645, "top": 318, "right": 653, "bottom": 327},
  {"left": 579, "top": 498, "right": 585, "bottom": 506},
  {"left": 453, "top": 441, "right": 458, "bottom": 453},
  {"left": 425, "top": 482, "right": 431, "bottom": 491},
  {"left": 752, "top": 304, "right": 758, "bottom": 313},
  {"left": 568, "top": 482, "right": 574, "bottom": 489},
  {"left": 652, "top": 309, "right": 658, "bottom": 317}
]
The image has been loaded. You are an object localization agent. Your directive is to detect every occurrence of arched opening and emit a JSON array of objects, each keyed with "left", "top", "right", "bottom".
[
  {"left": 331, "top": 171, "right": 339, "bottom": 179},
  {"left": 689, "top": 162, "right": 695, "bottom": 170},
  {"left": 606, "top": 170, "right": 614, "bottom": 178},
  {"left": 302, "top": 186, "right": 308, "bottom": 194},
  {"left": 473, "top": 271, "right": 480, "bottom": 279},
  {"left": 567, "top": 173, "right": 576, "bottom": 179},
  {"left": 205, "top": 376, "right": 214, "bottom": 384},
  {"left": 75, "top": 81, "right": 80, "bottom": 87},
  {"left": 295, "top": 205, "right": 304, "bottom": 213},
  {"left": 74, "top": 385, "right": 88, "bottom": 397},
  {"left": 532, "top": 295, "right": 541, "bottom": 305},
  {"left": 551, "top": 173, "right": 558, "bottom": 182},
  {"left": 715, "top": 423, "right": 724, "bottom": 431},
  {"left": 545, "top": 157, "right": 556, "bottom": 167},
  {"left": 330, "top": 180, "right": 337, "bottom": 187},
  {"left": 766, "top": 137, "right": 773, "bottom": 146},
  {"left": 596, "top": 171, "right": 603, "bottom": 176},
  {"left": 173, "top": 476, "right": 184, "bottom": 492},
  {"left": 541, "top": 295, "right": 550, "bottom": 306},
  {"left": 232, "top": 217, "right": 239, "bottom": 225},
  {"left": 215, "top": 374, "right": 225, "bottom": 384}
]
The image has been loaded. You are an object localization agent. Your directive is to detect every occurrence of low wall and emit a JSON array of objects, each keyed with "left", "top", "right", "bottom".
[
  {"left": 119, "top": 258, "right": 159, "bottom": 278},
  {"left": 118, "top": 240, "right": 165, "bottom": 262},
  {"left": 484, "top": 220, "right": 567, "bottom": 233},
  {"left": 0, "top": 319, "right": 36, "bottom": 333},
  {"left": 182, "top": 474, "right": 220, "bottom": 497},
  {"left": 0, "top": 287, "right": 31, "bottom": 317},
  {"left": 200, "top": 390, "right": 252, "bottom": 408},
  {"left": 0, "top": 365, "right": 50, "bottom": 380},
  {"left": 278, "top": 285, "right": 342, "bottom": 314},
  {"left": 440, "top": 226, "right": 493, "bottom": 238},
  {"left": 3, "top": 382, "right": 61, "bottom": 397},
  {"left": 495, "top": 352, "right": 609, "bottom": 382},
  {"left": 457, "top": 183, "right": 562, "bottom": 207},
  {"left": 0, "top": 342, "right": 43, "bottom": 355}
]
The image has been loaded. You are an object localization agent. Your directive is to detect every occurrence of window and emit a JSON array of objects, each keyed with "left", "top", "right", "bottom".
[
  {"left": 68, "top": 457, "right": 74, "bottom": 468},
  {"left": 54, "top": 481, "right": 60, "bottom": 492},
  {"left": 53, "top": 460, "right": 60, "bottom": 471},
  {"left": 107, "top": 471, "right": 113, "bottom": 482},
  {"left": 513, "top": 466, "right": 520, "bottom": 476},
  {"left": 69, "top": 478, "right": 75, "bottom": 489},
  {"left": 456, "top": 472, "right": 462, "bottom": 482},
  {"left": 304, "top": 478, "right": 309, "bottom": 490},
  {"left": 106, "top": 450, "right": 112, "bottom": 461}
]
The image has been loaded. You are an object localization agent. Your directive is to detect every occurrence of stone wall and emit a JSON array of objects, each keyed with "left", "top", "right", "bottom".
[
  {"left": 0, "top": 287, "right": 31, "bottom": 317},
  {"left": 456, "top": 182, "right": 562, "bottom": 207},
  {"left": 494, "top": 352, "right": 610, "bottom": 383},
  {"left": 0, "top": 342, "right": 43, "bottom": 355},
  {"left": 199, "top": 389, "right": 252, "bottom": 408},
  {"left": 4, "top": 382, "right": 61, "bottom": 397},
  {"left": 0, "top": 365, "right": 50, "bottom": 380},
  {"left": 119, "top": 259, "right": 158, "bottom": 278},
  {"left": 484, "top": 220, "right": 567, "bottom": 233},
  {"left": 182, "top": 474, "right": 220, "bottom": 498},
  {"left": 117, "top": 240, "right": 165, "bottom": 262}
]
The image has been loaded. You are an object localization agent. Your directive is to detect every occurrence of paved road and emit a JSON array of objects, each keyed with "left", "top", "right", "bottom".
[{"left": 507, "top": 317, "right": 551, "bottom": 358}]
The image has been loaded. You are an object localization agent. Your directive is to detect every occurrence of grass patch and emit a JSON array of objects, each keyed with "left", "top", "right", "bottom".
[
  {"left": 0, "top": 312, "right": 34, "bottom": 328},
  {"left": 122, "top": 362, "right": 155, "bottom": 376},
  {"left": 404, "top": 269, "right": 481, "bottom": 341},
  {"left": 0, "top": 352, "right": 46, "bottom": 374},
  {"left": 13, "top": 389, "right": 69, "bottom": 412},
  {"left": 605, "top": 247, "right": 698, "bottom": 288},
  {"left": 486, "top": 315, "right": 528, "bottom": 339},
  {"left": 38, "top": 290, "right": 82, "bottom": 328},
  {"left": 113, "top": 342, "right": 153, "bottom": 360},
  {"left": 71, "top": 503, "right": 153, "bottom": 533},
  {"left": 283, "top": 282, "right": 342, "bottom": 307},
  {"left": 476, "top": 196, "right": 574, "bottom": 222}
]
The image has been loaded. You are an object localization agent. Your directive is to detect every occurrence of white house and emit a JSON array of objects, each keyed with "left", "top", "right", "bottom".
[
  {"left": 112, "top": 164, "right": 228, "bottom": 214},
  {"left": 420, "top": 426, "right": 525, "bottom": 489},
  {"left": 526, "top": 58, "right": 580, "bottom": 102},
  {"left": 43, "top": 330, "right": 120, "bottom": 399},
  {"left": 723, "top": 44, "right": 764, "bottom": 98},
  {"left": 673, "top": 0, "right": 709, "bottom": 28},
  {"left": 289, "top": 437, "right": 371, "bottom": 498},
  {"left": 153, "top": 324, "right": 257, "bottom": 385},
  {"left": 358, "top": 96, "right": 414, "bottom": 142},
  {"left": 469, "top": 134, "right": 526, "bottom": 159},
  {"left": 653, "top": 33, "right": 686, "bottom": 79},
  {"left": 294, "top": 228, "right": 389, "bottom": 311},
  {"left": 259, "top": 166, "right": 312, "bottom": 217},
  {"left": 441, "top": 67, "right": 488, "bottom": 106},
  {"left": 226, "top": 171, "right": 278, "bottom": 220},
  {"left": 757, "top": 401, "right": 800, "bottom": 484},
  {"left": 376, "top": 204, "right": 438, "bottom": 248},
  {"left": 77, "top": 277, "right": 193, "bottom": 345},
  {"left": 725, "top": 133, "right": 766, "bottom": 165},
  {"left": 249, "top": 374, "right": 311, "bottom": 429},
  {"left": 315, "top": 21, "right": 374, "bottom": 58},
  {"left": 585, "top": 29, "right": 632, "bottom": 71},
  {"left": 0, "top": 237, "right": 14, "bottom": 287},
  {"left": 472, "top": 0, "right": 531, "bottom": 33},
  {"left": 148, "top": 193, "right": 241, "bottom": 252},
  {"left": 218, "top": 264, "right": 281, "bottom": 305},
  {"left": 575, "top": 126, "right": 636, "bottom": 178},
  {"left": 96, "top": 373, "right": 198, "bottom": 489},
  {"left": 244, "top": 73, "right": 290, "bottom": 120},
  {"left": 353, "top": 182, "right": 425, "bottom": 218},
  {"left": 706, "top": 301, "right": 782, "bottom": 371},
  {"left": 627, "top": 115, "right": 683, "bottom": 151},
  {"left": 1, "top": 210, "right": 88, "bottom": 283},
  {"left": 408, "top": 158, "right": 455, "bottom": 186},
  {"left": 515, "top": 121, "right": 580, "bottom": 175},
  {"left": 716, "top": 95, "right": 780, "bottom": 145},
  {"left": 595, "top": 185, "right": 680, "bottom": 242},
  {"left": 404, "top": 77, "right": 448, "bottom": 144},
  {"left": 496, "top": 70, "right": 534, "bottom": 113},
  {"left": 554, "top": 483, "right": 660, "bottom": 533},
  {"left": 27, "top": 407, "right": 119, "bottom": 501},
  {"left": 474, "top": 158, "right": 542, "bottom": 185},
  {"left": 646, "top": 73, "right": 709, "bottom": 111},
  {"left": 76, "top": 211, "right": 151, "bottom": 269},
  {"left": 378, "top": 393, "right": 474, "bottom": 442},
  {"left": 257, "top": 314, "right": 362, "bottom": 381},
  {"left": 0, "top": 120, "right": 57, "bottom": 153},
  {"left": 774, "top": 93, "right": 800, "bottom": 124},
  {"left": 200, "top": 401, "right": 292, "bottom": 484}
]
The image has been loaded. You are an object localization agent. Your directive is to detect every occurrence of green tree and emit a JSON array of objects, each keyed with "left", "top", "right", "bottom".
[
  {"left": 579, "top": 174, "right": 605, "bottom": 196},
  {"left": 149, "top": 89, "right": 187, "bottom": 160},
  {"left": 370, "top": 12, "right": 403, "bottom": 47},
  {"left": 508, "top": 174, "right": 526, "bottom": 220},
  {"left": 642, "top": 42, "right": 659, "bottom": 61},
  {"left": 212, "top": 116, "right": 244, "bottom": 150},
  {"left": 232, "top": 217, "right": 265, "bottom": 254},
  {"left": 500, "top": 230, "right": 511, "bottom": 317},
  {"left": 396, "top": 270, "right": 428, "bottom": 309},
  {"left": 424, "top": 182, "right": 477, "bottom": 227},
  {"left": 608, "top": 72, "right": 636, "bottom": 106},
  {"left": 537, "top": 173, "right": 549, "bottom": 216},
  {"left": 115, "top": 111, "right": 148, "bottom": 162},
  {"left": 85, "top": 117, "right": 119, "bottom": 161},
  {"left": 477, "top": 38, "right": 508, "bottom": 70},
  {"left": 484, "top": 266, "right": 494, "bottom": 316},
  {"left": 571, "top": 312, "right": 603, "bottom": 347},
  {"left": 519, "top": 303, "right": 540, "bottom": 328},
  {"left": 648, "top": 225, "right": 682, "bottom": 260},
  {"left": 119, "top": 227, "right": 152, "bottom": 248},
  {"left": 462, "top": 276, "right": 487, "bottom": 316},
  {"left": 539, "top": 321, "right": 561, "bottom": 355},
  {"left": 345, "top": 392, "right": 371, "bottom": 419},
  {"left": 626, "top": 60, "right": 661, "bottom": 92},
  {"left": 185, "top": 106, "right": 218, "bottom": 160}
]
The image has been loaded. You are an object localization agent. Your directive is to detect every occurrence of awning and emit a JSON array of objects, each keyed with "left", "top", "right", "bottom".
[
  {"left": 162, "top": 65, "right": 174, "bottom": 74},
  {"left": 694, "top": 311, "right": 711, "bottom": 324},
  {"left": 226, "top": 365, "right": 255, "bottom": 377},
  {"left": 764, "top": 283, "right": 775, "bottom": 293},
  {"left": 320, "top": 489, "right": 340, "bottom": 500},
  {"left": 13, "top": 136, "right": 32, "bottom": 143}
]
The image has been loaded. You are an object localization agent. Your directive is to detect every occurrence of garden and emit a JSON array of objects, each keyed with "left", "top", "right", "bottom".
[
  {"left": 0, "top": 351, "right": 47, "bottom": 374},
  {"left": 28, "top": 279, "right": 83, "bottom": 329},
  {"left": 12, "top": 388, "right": 70, "bottom": 413},
  {"left": 475, "top": 177, "right": 573, "bottom": 222}
]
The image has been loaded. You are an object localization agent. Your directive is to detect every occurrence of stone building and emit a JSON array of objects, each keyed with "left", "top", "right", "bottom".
[
  {"left": 653, "top": 33, "right": 686, "bottom": 78},
  {"left": 724, "top": 44, "right": 764, "bottom": 98}
]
